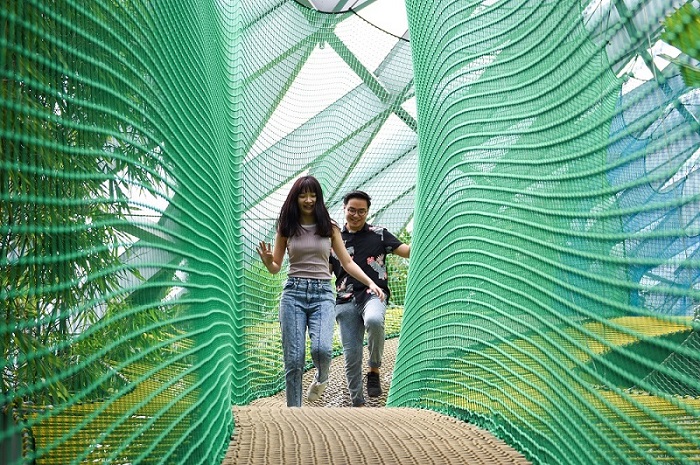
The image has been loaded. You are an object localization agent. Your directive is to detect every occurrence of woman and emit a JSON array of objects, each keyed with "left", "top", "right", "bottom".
[{"left": 257, "top": 176, "right": 384, "bottom": 407}]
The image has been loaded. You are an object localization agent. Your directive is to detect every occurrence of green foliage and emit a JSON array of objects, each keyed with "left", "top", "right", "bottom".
[
  {"left": 1, "top": 1, "right": 166, "bottom": 407},
  {"left": 387, "top": 229, "right": 411, "bottom": 307},
  {"left": 662, "top": 3, "right": 700, "bottom": 87},
  {"left": 245, "top": 261, "right": 285, "bottom": 319}
]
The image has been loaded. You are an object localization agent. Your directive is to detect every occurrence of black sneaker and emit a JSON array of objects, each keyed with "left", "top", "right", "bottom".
[{"left": 366, "top": 371, "right": 382, "bottom": 397}]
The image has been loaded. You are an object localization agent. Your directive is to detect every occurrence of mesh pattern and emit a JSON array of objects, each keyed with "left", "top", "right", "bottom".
[
  {"left": 390, "top": 1, "right": 700, "bottom": 464},
  {"left": 2, "top": 1, "right": 241, "bottom": 463},
  {"left": 2, "top": 1, "right": 700, "bottom": 464}
]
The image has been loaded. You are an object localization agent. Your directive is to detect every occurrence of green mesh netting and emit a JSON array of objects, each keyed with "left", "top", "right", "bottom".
[
  {"left": 391, "top": 0, "right": 700, "bottom": 463},
  {"left": 2, "top": 0, "right": 700, "bottom": 464}
]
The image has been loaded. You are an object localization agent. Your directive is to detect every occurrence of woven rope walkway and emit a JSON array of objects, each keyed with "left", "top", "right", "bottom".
[{"left": 223, "top": 338, "right": 531, "bottom": 465}]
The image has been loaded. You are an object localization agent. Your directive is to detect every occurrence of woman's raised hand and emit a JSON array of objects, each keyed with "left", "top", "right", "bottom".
[{"left": 256, "top": 241, "right": 273, "bottom": 269}]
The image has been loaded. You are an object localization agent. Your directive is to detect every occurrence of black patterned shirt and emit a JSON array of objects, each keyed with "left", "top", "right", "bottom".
[{"left": 330, "top": 223, "right": 404, "bottom": 306}]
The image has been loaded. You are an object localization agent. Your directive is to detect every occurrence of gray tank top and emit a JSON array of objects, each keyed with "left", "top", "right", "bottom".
[{"left": 286, "top": 224, "right": 332, "bottom": 279}]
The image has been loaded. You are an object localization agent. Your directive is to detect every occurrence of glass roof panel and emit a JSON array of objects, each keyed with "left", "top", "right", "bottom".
[
  {"left": 294, "top": 0, "right": 409, "bottom": 39},
  {"left": 296, "top": 0, "right": 378, "bottom": 13},
  {"left": 353, "top": 0, "right": 409, "bottom": 39},
  {"left": 249, "top": 45, "right": 363, "bottom": 157},
  {"left": 335, "top": 14, "right": 402, "bottom": 72}
]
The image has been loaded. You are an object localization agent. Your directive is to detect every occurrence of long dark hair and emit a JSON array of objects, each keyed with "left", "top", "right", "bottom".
[{"left": 277, "top": 176, "right": 335, "bottom": 238}]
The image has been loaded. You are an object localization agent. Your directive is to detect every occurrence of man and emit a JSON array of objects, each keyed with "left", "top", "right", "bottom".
[{"left": 330, "top": 190, "right": 410, "bottom": 407}]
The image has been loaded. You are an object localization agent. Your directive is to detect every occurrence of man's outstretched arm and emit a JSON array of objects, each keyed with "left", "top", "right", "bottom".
[{"left": 394, "top": 243, "right": 410, "bottom": 259}]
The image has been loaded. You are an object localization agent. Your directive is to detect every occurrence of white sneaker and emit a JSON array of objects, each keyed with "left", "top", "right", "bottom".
[{"left": 306, "top": 379, "right": 328, "bottom": 402}]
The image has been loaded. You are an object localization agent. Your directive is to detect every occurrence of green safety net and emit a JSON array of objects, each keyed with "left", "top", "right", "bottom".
[
  {"left": 1, "top": 1, "right": 699, "bottom": 465},
  {"left": 393, "top": 0, "right": 700, "bottom": 463}
]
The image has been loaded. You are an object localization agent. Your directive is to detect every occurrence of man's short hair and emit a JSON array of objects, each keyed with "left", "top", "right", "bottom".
[{"left": 343, "top": 190, "right": 371, "bottom": 208}]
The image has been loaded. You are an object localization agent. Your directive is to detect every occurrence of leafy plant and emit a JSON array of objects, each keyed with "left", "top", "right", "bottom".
[
  {"left": 661, "top": 3, "right": 700, "bottom": 87},
  {"left": 246, "top": 260, "right": 286, "bottom": 320},
  {"left": 387, "top": 229, "right": 411, "bottom": 307},
  {"left": 1, "top": 1, "right": 166, "bottom": 408}
]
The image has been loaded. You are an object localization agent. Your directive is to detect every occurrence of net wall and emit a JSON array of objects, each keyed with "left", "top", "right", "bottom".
[
  {"left": 1, "top": 0, "right": 700, "bottom": 465},
  {"left": 390, "top": 0, "right": 700, "bottom": 464},
  {"left": 2, "top": 1, "right": 244, "bottom": 463}
]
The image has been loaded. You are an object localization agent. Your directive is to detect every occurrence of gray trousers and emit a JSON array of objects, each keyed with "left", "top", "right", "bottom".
[{"left": 335, "top": 296, "right": 386, "bottom": 406}]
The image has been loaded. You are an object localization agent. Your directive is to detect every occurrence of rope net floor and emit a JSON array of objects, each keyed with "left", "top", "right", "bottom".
[{"left": 223, "top": 338, "right": 532, "bottom": 464}]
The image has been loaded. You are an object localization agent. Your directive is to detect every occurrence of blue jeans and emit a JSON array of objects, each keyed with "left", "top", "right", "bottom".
[
  {"left": 279, "top": 277, "right": 335, "bottom": 407},
  {"left": 335, "top": 296, "right": 386, "bottom": 406}
]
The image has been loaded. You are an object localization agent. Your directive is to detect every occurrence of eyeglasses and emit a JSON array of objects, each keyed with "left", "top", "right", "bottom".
[{"left": 346, "top": 208, "right": 368, "bottom": 216}]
